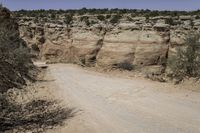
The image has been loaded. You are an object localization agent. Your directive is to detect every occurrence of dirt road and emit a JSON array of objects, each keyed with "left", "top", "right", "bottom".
[{"left": 49, "top": 64, "right": 200, "bottom": 133}]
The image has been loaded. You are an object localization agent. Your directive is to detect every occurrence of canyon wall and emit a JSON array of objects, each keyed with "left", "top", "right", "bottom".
[{"left": 17, "top": 14, "right": 200, "bottom": 75}]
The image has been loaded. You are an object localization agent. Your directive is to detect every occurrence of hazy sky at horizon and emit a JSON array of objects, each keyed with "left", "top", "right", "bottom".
[{"left": 0, "top": 0, "right": 200, "bottom": 11}]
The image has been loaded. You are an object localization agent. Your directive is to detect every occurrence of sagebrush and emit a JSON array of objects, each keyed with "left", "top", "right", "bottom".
[{"left": 168, "top": 34, "right": 200, "bottom": 80}]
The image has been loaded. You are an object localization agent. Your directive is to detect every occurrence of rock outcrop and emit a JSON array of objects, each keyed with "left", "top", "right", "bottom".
[{"left": 16, "top": 13, "right": 200, "bottom": 74}]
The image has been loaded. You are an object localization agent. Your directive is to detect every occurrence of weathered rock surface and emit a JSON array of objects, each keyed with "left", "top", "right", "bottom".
[{"left": 16, "top": 14, "right": 200, "bottom": 74}]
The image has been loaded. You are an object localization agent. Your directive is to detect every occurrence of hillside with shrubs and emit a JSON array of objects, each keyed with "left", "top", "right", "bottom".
[{"left": 0, "top": 5, "right": 72, "bottom": 133}]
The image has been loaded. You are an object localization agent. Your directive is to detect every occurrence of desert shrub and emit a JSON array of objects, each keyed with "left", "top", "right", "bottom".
[
  {"left": 38, "top": 13, "right": 46, "bottom": 18},
  {"left": 90, "top": 20, "right": 97, "bottom": 25},
  {"left": 113, "top": 62, "right": 134, "bottom": 71},
  {"left": 0, "top": 95, "right": 74, "bottom": 132},
  {"left": 0, "top": 6, "right": 74, "bottom": 133},
  {"left": 110, "top": 14, "right": 122, "bottom": 24},
  {"left": 13, "top": 46, "right": 35, "bottom": 80},
  {"left": 78, "top": 7, "right": 87, "bottom": 15},
  {"left": 51, "top": 13, "right": 56, "bottom": 19},
  {"left": 14, "top": 8, "right": 200, "bottom": 18},
  {"left": 106, "top": 14, "right": 111, "bottom": 19},
  {"left": 126, "top": 16, "right": 133, "bottom": 21},
  {"left": 64, "top": 14, "right": 73, "bottom": 25},
  {"left": 31, "top": 44, "right": 40, "bottom": 51},
  {"left": 85, "top": 19, "right": 90, "bottom": 26},
  {"left": 97, "top": 15, "right": 105, "bottom": 21},
  {"left": 196, "top": 15, "right": 200, "bottom": 19},
  {"left": 34, "top": 16, "right": 39, "bottom": 23},
  {"left": 168, "top": 34, "right": 200, "bottom": 80},
  {"left": 43, "top": 17, "right": 48, "bottom": 22},
  {"left": 165, "top": 18, "right": 174, "bottom": 25},
  {"left": 147, "top": 11, "right": 160, "bottom": 17},
  {"left": 0, "top": 6, "right": 35, "bottom": 92},
  {"left": 80, "top": 16, "right": 88, "bottom": 21},
  {"left": 80, "top": 16, "right": 90, "bottom": 26}
]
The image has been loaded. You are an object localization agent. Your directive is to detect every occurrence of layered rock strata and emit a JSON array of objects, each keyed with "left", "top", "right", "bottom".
[{"left": 17, "top": 14, "right": 200, "bottom": 74}]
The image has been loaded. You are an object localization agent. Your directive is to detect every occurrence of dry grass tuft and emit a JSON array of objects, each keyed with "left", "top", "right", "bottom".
[{"left": 0, "top": 97, "right": 74, "bottom": 133}]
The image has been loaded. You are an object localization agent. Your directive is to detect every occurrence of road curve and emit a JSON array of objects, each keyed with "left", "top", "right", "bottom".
[{"left": 49, "top": 64, "right": 200, "bottom": 133}]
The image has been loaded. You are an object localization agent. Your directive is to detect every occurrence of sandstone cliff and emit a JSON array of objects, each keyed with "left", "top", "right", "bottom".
[{"left": 16, "top": 12, "right": 200, "bottom": 75}]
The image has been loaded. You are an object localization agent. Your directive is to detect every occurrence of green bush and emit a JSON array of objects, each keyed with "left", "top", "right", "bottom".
[
  {"left": 168, "top": 34, "right": 200, "bottom": 79},
  {"left": 51, "top": 13, "right": 56, "bottom": 19},
  {"left": 14, "top": 9, "right": 200, "bottom": 18},
  {"left": 126, "top": 16, "right": 133, "bottom": 21},
  {"left": 106, "top": 14, "right": 111, "bottom": 19},
  {"left": 0, "top": 10, "right": 35, "bottom": 92},
  {"left": 165, "top": 18, "right": 174, "bottom": 25},
  {"left": 80, "top": 16, "right": 90, "bottom": 26},
  {"left": 110, "top": 14, "right": 122, "bottom": 24},
  {"left": 97, "top": 15, "right": 105, "bottom": 21},
  {"left": 34, "top": 16, "right": 39, "bottom": 23},
  {"left": 64, "top": 14, "right": 73, "bottom": 25},
  {"left": 90, "top": 20, "right": 97, "bottom": 25},
  {"left": 0, "top": 97, "right": 74, "bottom": 132},
  {"left": 31, "top": 44, "right": 40, "bottom": 51},
  {"left": 80, "top": 16, "right": 88, "bottom": 21},
  {"left": 113, "top": 62, "right": 134, "bottom": 71},
  {"left": 0, "top": 7, "right": 74, "bottom": 133}
]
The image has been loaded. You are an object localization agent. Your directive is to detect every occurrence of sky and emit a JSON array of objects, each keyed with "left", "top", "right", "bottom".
[{"left": 0, "top": 0, "right": 200, "bottom": 11}]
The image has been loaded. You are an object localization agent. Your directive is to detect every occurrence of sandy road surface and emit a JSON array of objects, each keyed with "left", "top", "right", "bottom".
[{"left": 49, "top": 64, "right": 200, "bottom": 133}]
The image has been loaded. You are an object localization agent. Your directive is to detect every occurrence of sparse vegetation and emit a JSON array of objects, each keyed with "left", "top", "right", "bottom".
[
  {"left": 90, "top": 20, "right": 98, "bottom": 25},
  {"left": 0, "top": 11, "right": 35, "bottom": 92},
  {"left": 14, "top": 8, "right": 200, "bottom": 19},
  {"left": 64, "top": 14, "right": 73, "bottom": 25},
  {"left": 0, "top": 96, "right": 74, "bottom": 132},
  {"left": 80, "top": 16, "right": 90, "bottom": 26},
  {"left": 165, "top": 18, "right": 174, "bottom": 25},
  {"left": 110, "top": 14, "right": 122, "bottom": 24},
  {"left": 97, "top": 15, "right": 105, "bottom": 21},
  {"left": 168, "top": 34, "right": 200, "bottom": 81},
  {"left": 31, "top": 43, "right": 40, "bottom": 51},
  {"left": 51, "top": 13, "right": 56, "bottom": 19},
  {"left": 126, "top": 16, "right": 133, "bottom": 21},
  {"left": 113, "top": 62, "right": 134, "bottom": 71},
  {"left": 0, "top": 6, "right": 73, "bottom": 133},
  {"left": 106, "top": 14, "right": 111, "bottom": 19}
]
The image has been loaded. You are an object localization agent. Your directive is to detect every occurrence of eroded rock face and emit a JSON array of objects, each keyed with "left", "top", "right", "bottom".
[
  {"left": 41, "top": 25, "right": 71, "bottom": 63},
  {"left": 17, "top": 14, "right": 200, "bottom": 74}
]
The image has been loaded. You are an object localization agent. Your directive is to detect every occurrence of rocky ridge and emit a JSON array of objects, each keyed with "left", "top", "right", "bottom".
[{"left": 17, "top": 13, "right": 200, "bottom": 75}]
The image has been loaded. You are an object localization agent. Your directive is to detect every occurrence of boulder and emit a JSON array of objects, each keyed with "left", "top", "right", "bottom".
[
  {"left": 118, "top": 23, "right": 140, "bottom": 30},
  {"left": 153, "top": 23, "right": 170, "bottom": 32},
  {"left": 193, "top": 19, "right": 200, "bottom": 26},
  {"left": 132, "top": 17, "right": 146, "bottom": 21},
  {"left": 179, "top": 16, "right": 192, "bottom": 20},
  {"left": 143, "top": 23, "right": 153, "bottom": 30}
]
